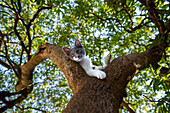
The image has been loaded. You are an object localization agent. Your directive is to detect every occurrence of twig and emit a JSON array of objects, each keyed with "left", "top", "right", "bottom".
[
  {"left": 16, "top": 106, "right": 47, "bottom": 113},
  {"left": 143, "top": 95, "right": 170, "bottom": 105},
  {"left": 4, "top": 40, "right": 20, "bottom": 77},
  {"left": 28, "top": 6, "right": 53, "bottom": 27}
]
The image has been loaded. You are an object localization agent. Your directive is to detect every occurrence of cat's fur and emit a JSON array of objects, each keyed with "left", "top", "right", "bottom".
[{"left": 63, "top": 39, "right": 111, "bottom": 79}]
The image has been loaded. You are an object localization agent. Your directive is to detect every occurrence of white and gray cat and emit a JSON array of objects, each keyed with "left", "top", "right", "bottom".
[{"left": 63, "top": 39, "right": 111, "bottom": 79}]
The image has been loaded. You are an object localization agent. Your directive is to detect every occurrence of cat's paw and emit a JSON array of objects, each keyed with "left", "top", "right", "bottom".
[
  {"left": 87, "top": 70, "right": 106, "bottom": 79},
  {"left": 95, "top": 70, "right": 106, "bottom": 79}
]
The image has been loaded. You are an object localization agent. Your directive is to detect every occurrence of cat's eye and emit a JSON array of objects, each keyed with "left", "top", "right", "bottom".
[
  {"left": 77, "top": 50, "right": 81, "bottom": 53},
  {"left": 72, "top": 54, "right": 75, "bottom": 57}
]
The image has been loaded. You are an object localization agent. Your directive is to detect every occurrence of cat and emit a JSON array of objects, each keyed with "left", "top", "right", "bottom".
[{"left": 63, "top": 39, "right": 111, "bottom": 79}]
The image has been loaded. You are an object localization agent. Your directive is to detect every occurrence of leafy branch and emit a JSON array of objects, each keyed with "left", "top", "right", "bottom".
[{"left": 143, "top": 95, "right": 170, "bottom": 105}]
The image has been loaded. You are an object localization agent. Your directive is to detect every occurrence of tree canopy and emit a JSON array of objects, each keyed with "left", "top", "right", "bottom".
[{"left": 0, "top": 0, "right": 169, "bottom": 113}]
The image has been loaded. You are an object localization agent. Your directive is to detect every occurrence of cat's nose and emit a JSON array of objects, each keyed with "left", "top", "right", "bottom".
[{"left": 78, "top": 55, "right": 82, "bottom": 58}]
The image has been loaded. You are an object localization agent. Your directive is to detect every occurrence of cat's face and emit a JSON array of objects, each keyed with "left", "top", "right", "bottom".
[
  {"left": 69, "top": 47, "right": 86, "bottom": 62},
  {"left": 63, "top": 39, "right": 86, "bottom": 62}
]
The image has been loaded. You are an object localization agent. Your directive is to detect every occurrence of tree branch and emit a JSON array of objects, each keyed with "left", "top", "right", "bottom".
[
  {"left": 138, "top": 0, "right": 166, "bottom": 34},
  {"left": 26, "top": 6, "right": 53, "bottom": 60},
  {"left": 143, "top": 95, "right": 170, "bottom": 104},
  {"left": 0, "top": 44, "right": 52, "bottom": 112},
  {"left": 129, "top": 18, "right": 151, "bottom": 33},
  {"left": 15, "top": 45, "right": 49, "bottom": 92},
  {"left": 28, "top": 6, "right": 53, "bottom": 27},
  {"left": 0, "top": 44, "right": 80, "bottom": 112},
  {"left": 121, "top": 100, "right": 135, "bottom": 113},
  {"left": 0, "top": 88, "right": 32, "bottom": 112},
  {"left": 122, "top": 2, "right": 134, "bottom": 25},
  {"left": 0, "top": 59, "right": 18, "bottom": 69},
  {"left": 13, "top": 12, "right": 29, "bottom": 56},
  {"left": 15, "top": 43, "right": 89, "bottom": 94},
  {"left": 16, "top": 106, "right": 46, "bottom": 113},
  {"left": 17, "top": 0, "right": 21, "bottom": 14},
  {"left": 4, "top": 40, "right": 20, "bottom": 77},
  {"left": 0, "top": 3, "right": 13, "bottom": 10}
]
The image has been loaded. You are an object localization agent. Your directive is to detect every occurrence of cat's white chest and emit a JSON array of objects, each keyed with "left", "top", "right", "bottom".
[{"left": 79, "top": 57, "right": 92, "bottom": 71}]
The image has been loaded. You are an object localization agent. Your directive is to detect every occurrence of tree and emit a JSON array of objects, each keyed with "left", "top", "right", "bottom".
[{"left": 0, "top": 0, "right": 169, "bottom": 112}]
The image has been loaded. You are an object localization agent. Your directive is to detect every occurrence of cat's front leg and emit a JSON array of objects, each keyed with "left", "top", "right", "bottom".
[
  {"left": 86, "top": 69, "right": 106, "bottom": 79},
  {"left": 79, "top": 57, "right": 107, "bottom": 79}
]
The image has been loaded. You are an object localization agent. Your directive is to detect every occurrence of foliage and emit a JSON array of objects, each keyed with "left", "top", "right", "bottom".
[{"left": 0, "top": 0, "right": 169, "bottom": 112}]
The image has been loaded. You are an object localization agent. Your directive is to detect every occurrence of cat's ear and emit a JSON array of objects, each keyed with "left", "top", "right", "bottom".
[
  {"left": 75, "top": 39, "right": 82, "bottom": 47},
  {"left": 63, "top": 47, "right": 71, "bottom": 55}
]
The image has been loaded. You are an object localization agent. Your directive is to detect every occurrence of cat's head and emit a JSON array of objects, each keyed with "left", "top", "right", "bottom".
[{"left": 63, "top": 39, "right": 86, "bottom": 62}]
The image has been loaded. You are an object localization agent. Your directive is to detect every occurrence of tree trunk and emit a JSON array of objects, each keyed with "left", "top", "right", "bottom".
[
  {"left": 62, "top": 50, "right": 162, "bottom": 113},
  {"left": 63, "top": 78, "right": 123, "bottom": 113}
]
